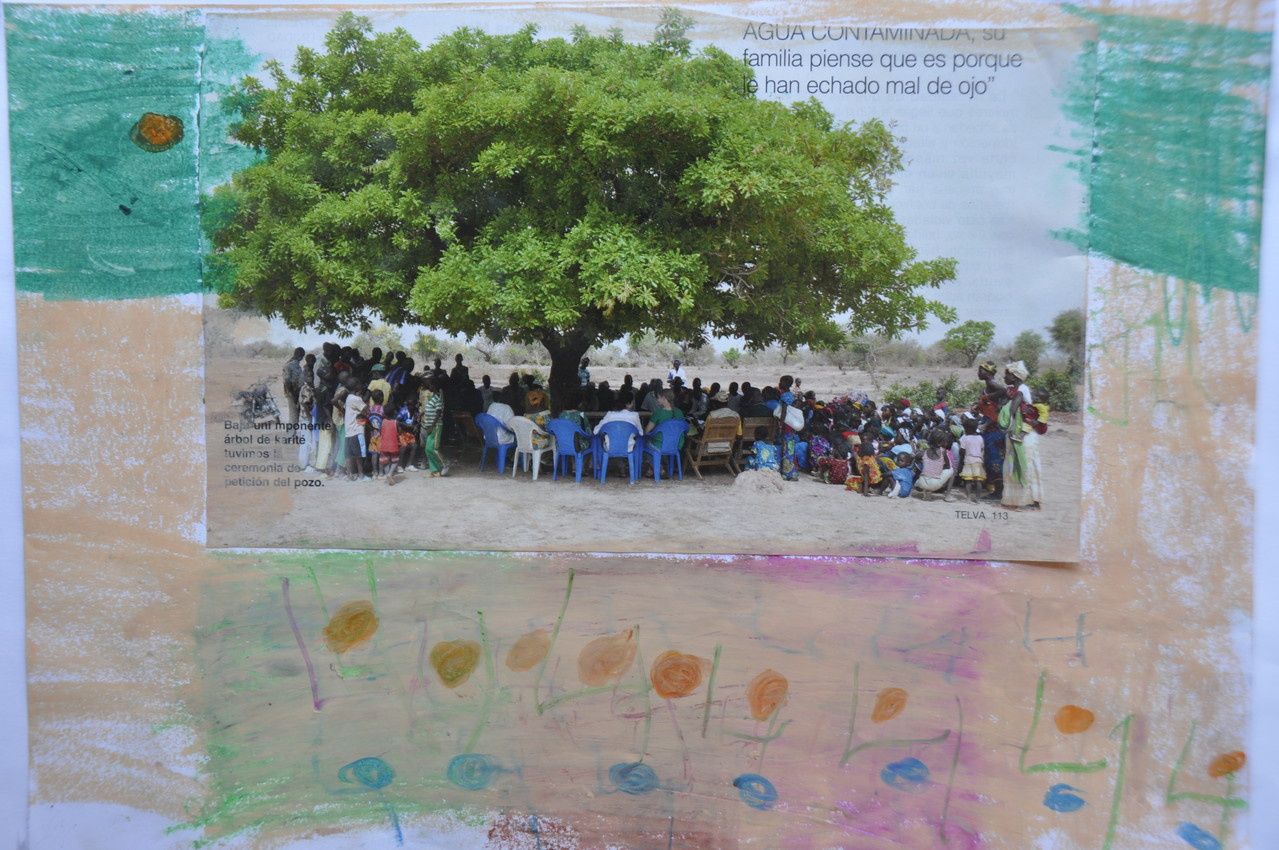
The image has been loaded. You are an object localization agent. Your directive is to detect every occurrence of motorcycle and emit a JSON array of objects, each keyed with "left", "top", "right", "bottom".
[{"left": 234, "top": 381, "right": 282, "bottom": 428}]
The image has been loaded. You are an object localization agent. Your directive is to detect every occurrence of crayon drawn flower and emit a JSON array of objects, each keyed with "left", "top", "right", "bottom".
[
  {"left": 430, "top": 639, "right": 482, "bottom": 688},
  {"left": 1054, "top": 705, "right": 1095, "bottom": 734},
  {"left": 871, "top": 687, "right": 908, "bottom": 723},
  {"left": 746, "top": 669, "right": 789, "bottom": 721},
  {"left": 1207, "top": 750, "right": 1245, "bottom": 778},
  {"left": 650, "top": 650, "right": 707, "bottom": 699},
  {"left": 578, "top": 629, "right": 636, "bottom": 686},
  {"left": 322, "top": 600, "right": 379, "bottom": 654},
  {"left": 505, "top": 628, "right": 550, "bottom": 672}
]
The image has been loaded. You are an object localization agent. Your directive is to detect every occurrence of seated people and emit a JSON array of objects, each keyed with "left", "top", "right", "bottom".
[{"left": 594, "top": 392, "right": 642, "bottom": 452}]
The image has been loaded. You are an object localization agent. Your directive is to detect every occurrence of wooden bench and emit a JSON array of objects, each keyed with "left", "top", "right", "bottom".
[
  {"left": 683, "top": 417, "right": 741, "bottom": 479},
  {"left": 735, "top": 416, "right": 777, "bottom": 469}
]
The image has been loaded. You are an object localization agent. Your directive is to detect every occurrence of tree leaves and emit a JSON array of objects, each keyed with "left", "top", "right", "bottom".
[{"left": 209, "top": 15, "right": 955, "bottom": 374}]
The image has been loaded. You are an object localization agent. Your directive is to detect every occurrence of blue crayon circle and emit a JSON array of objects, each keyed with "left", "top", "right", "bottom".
[
  {"left": 447, "top": 754, "right": 497, "bottom": 790},
  {"left": 733, "top": 773, "right": 779, "bottom": 810},
  {"left": 338, "top": 757, "right": 395, "bottom": 790},
  {"left": 1043, "top": 783, "right": 1087, "bottom": 813},
  {"left": 608, "top": 761, "right": 659, "bottom": 795},
  {"left": 880, "top": 757, "right": 930, "bottom": 792},
  {"left": 1176, "top": 822, "right": 1222, "bottom": 850}
]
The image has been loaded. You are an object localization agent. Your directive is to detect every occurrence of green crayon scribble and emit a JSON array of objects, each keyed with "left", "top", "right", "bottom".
[
  {"left": 5, "top": 7, "right": 259, "bottom": 299},
  {"left": 1056, "top": 8, "right": 1269, "bottom": 297}
]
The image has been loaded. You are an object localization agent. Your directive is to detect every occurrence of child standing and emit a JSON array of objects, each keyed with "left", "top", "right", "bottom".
[
  {"left": 958, "top": 418, "right": 986, "bottom": 503},
  {"left": 380, "top": 397, "right": 404, "bottom": 484}
]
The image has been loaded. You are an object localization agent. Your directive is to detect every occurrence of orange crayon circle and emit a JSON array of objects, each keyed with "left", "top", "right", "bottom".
[
  {"left": 506, "top": 628, "right": 551, "bottom": 672},
  {"left": 322, "top": 600, "right": 379, "bottom": 654},
  {"left": 871, "top": 687, "right": 909, "bottom": 723},
  {"left": 1208, "top": 751, "right": 1245, "bottom": 778},
  {"left": 650, "top": 650, "right": 705, "bottom": 699},
  {"left": 747, "top": 670, "right": 789, "bottom": 722},
  {"left": 1054, "top": 705, "right": 1095, "bottom": 734},
  {"left": 430, "top": 639, "right": 482, "bottom": 688},
  {"left": 129, "top": 112, "right": 184, "bottom": 152},
  {"left": 578, "top": 630, "right": 636, "bottom": 686}
]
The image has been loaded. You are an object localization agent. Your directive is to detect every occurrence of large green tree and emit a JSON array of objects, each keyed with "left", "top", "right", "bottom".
[{"left": 207, "top": 13, "right": 955, "bottom": 404}]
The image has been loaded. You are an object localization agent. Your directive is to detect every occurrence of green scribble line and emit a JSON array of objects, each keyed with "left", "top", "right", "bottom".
[
  {"left": 843, "top": 730, "right": 952, "bottom": 765},
  {"left": 366, "top": 560, "right": 379, "bottom": 610},
  {"left": 635, "top": 627, "right": 653, "bottom": 761},
  {"left": 940, "top": 696, "right": 963, "bottom": 845},
  {"left": 1103, "top": 714, "right": 1134, "bottom": 850},
  {"left": 756, "top": 707, "right": 786, "bottom": 771},
  {"left": 701, "top": 643, "right": 722, "bottom": 739},
  {"left": 1221, "top": 773, "right": 1237, "bottom": 844},
  {"left": 540, "top": 683, "right": 643, "bottom": 713},
  {"left": 1166, "top": 791, "right": 1249, "bottom": 808},
  {"left": 842, "top": 663, "right": 862, "bottom": 765},
  {"left": 533, "top": 568, "right": 574, "bottom": 716},
  {"left": 304, "top": 563, "right": 329, "bottom": 622},
  {"left": 464, "top": 610, "right": 496, "bottom": 754},
  {"left": 724, "top": 720, "right": 791, "bottom": 746}
]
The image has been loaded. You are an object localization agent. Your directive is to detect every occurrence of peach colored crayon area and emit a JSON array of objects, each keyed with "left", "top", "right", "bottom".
[
  {"left": 322, "top": 600, "right": 378, "bottom": 653},
  {"left": 1054, "top": 704, "right": 1095, "bottom": 734}
]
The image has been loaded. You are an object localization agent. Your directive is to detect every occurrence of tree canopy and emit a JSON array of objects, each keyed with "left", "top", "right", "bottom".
[
  {"left": 1013, "top": 329, "right": 1047, "bottom": 375},
  {"left": 941, "top": 320, "right": 995, "bottom": 367},
  {"left": 206, "top": 12, "right": 956, "bottom": 400},
  {"left": 1048, "top": 308, "right": 1085, "bottom": 359}
]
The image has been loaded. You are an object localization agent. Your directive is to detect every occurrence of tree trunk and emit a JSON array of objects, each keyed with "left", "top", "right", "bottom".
[{"left": 543, "top": 336, "right": 590, "bottom": 415}]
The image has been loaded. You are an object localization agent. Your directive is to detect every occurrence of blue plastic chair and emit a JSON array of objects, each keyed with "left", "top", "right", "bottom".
[
  {"left": 474, "top": 412, "right": 515, "bottom": 473},
  {"left": 643, "top": 420, "right": 689, "bottom": 482},
  {"left": 594, "top": 421, "right": 642, "bottom": 484},
  {"left": 546, "top": 418, "right": 596, "bottom": 483}
]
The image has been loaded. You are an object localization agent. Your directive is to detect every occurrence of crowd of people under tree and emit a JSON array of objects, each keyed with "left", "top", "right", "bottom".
[{"left": 279, "top": 343, "right": 1051, "bottom": 509}]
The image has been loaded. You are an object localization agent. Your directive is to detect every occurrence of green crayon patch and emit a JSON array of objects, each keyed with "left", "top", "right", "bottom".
[
  {"left": 5, "top": 7, "right": 258, "bottom": 300},
  {"left": 1057, "top": 7, "right": 1270, "bottom": 296}
]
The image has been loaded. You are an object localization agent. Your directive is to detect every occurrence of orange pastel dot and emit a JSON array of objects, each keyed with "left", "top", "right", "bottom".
[
  {"left": 746, "top": 670, "right": 789, "bottom": 722},
  {"left": 871, "top": 687, "right": 908, "bottom": 723},
  {"left": 650, "top": 650, "right": 705, "bottom": 699},
  {"left": 1054, "top": 705, "right": 1095, "bottom": 734},
  {"left": 1208, "top": 751, "right": 1245, "bottom": 778}
]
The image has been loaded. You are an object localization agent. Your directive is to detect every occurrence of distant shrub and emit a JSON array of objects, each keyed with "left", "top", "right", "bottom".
[{"left": 1038, "top": 369, "right": 1080, "bottom": 412}]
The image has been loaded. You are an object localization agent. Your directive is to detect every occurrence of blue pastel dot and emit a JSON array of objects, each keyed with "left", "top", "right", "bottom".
[
  {"left": 1043, "top": 783, "right": 1086, "bottom": 812},
  {"left": 1176, "top": 822, "right": 1222, "bottom": 850},
  {"left": 608, "top": 762, "right": 659, "bottom": 795},
  {"left": 338, "top": 757, "right": 395, "bottom": 790},
  {"left": 447, "top": 753, "right": 496, "bottom": 790},
  {"left": 880, "top": 757, "right": 930, "bottom": 792},
  {"left": 733, "top": 773, "right": 779, "bottom": 810}
]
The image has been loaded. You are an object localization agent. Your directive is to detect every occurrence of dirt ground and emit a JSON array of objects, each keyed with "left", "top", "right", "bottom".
[{"left": 205, "top": 355, "right": 1082, "bottom": 562}]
